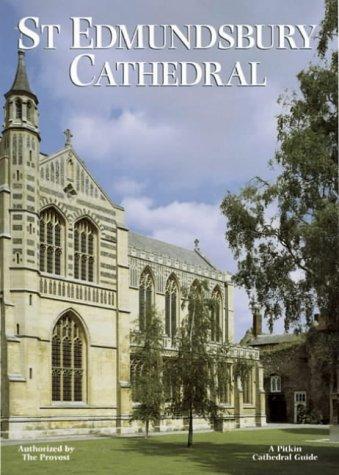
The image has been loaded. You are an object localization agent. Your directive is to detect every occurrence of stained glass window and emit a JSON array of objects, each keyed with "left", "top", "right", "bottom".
[
  {"left": 74, "top": 219, "right": 97, "bottom": 282},
  {"left": 39, "top": 208, "right": 64, "bottom": 275},
  {"left": 52, "top": 314, "right": 85, "bottom": 402},
  {"left": 211, "top": 288, "right": 222, "bottom": 342},
  {"left": 165, "top": 276, "right": 178, "bottom": 338},
  {"left": 139, "top": 269, "right": 154, "bottom": 331}
]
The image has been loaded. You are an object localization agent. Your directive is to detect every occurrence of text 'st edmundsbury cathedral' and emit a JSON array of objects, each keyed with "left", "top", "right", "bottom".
[{"left": 0, "top": 51, "right": 265, "bottom": 438}]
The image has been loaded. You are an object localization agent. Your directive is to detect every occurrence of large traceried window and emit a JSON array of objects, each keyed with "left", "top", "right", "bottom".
[
  {"left": 52, "top": 313, "right": 86, "bottom": 402},
  {"left": 139, "top": 269, "right": 154, "bottom": 331},
  {"left": 40, "top": 207, "right": 64, "bottom": 275},
  {"left": 165, "top": 275, "right": 178, "bottom": 339},
  {"left": 211, "top": 287, "right": 222, "bottom": 342},
  {"left": 74, "top": 218, "right": 97, "bottom": 282}
]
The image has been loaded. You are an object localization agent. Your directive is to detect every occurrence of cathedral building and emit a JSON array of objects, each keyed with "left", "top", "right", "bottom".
[{"left": 0, "top": 51, "right": 265, "bottom": 439}]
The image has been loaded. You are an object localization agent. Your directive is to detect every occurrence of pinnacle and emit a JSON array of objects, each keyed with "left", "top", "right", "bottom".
[{"left": 5, "top": 50, "right": 37, "bottom": 101}]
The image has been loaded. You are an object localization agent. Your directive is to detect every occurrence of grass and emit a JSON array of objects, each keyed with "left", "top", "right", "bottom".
[{"left": 2, "top": 428, "right": 338, "bottom": 475}]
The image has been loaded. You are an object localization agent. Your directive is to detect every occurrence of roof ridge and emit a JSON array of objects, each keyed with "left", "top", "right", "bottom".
[
  {"left": 130, "top": 231, "right": 202, "bottom": 255},
  {"left": 129, "top": 231, "right": 221, "bottom": 273}
]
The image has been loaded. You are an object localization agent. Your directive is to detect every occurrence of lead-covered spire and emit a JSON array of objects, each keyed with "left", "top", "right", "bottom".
[
  {"left": 5, "top": 50, "right": 37, "bottom": 102},
  {"left": 3, "top": 50, "right": 39, "bottom": 136}
]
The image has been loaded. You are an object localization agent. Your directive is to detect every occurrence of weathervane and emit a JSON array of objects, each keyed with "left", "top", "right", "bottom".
[{"left": 194, "top": 238, "right": 200, "bottom": 251}]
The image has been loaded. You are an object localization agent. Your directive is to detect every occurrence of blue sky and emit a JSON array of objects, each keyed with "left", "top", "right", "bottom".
[{"left": 0, "top": 0, "right": 325, "bottom": 340}]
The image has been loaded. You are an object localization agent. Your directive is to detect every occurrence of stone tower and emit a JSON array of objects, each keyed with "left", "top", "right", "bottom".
[
  {"left": 3, "top": 49, "right": 40, "bottom": 270},
  {"left": 0, "top": 51, "right": 40, "bottom": 435}
]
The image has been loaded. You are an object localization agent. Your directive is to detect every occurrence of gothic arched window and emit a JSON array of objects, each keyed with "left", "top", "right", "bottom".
[
  {"left": 211, "top": 287, "right": 222, "bottom": 342},
  {"left": 190, "top": 279, "right": 200, "bottom": 293},
  {"left": 139, "top": 269, "right": 154, "bottom": 331},
  {"left": 165, "top": 275, "right": 178, "bottom": 338},
  {"left": 39, "top": 208, "right": 65, "bottom": 275},
  {"left": 52, "top": 313, "right": 86, "bottom": 402},
  {"left": 15, "top": 99, "right": 22, "bottom": 119},
  {"left": 74, "top": 218, "right": 97, "bottom": 282}
]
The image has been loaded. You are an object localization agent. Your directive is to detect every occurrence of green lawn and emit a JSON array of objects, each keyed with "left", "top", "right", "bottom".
[{"left": 2, "top": 429, "right": 338, "bottom": 475}]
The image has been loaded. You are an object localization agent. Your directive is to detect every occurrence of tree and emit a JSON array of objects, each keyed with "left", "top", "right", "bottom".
[
  {"left": 221, "top": 2, "right": 338, "bottom": 333},
  {"left": 221, "top": 0, "right": 338, "bottom": 424},
  {"left": 130, "top": 308, "right": 164, "bottom": 438},
  {"left": 318, "top": 0, "right": 338, "bottom": 57},
  {"left": 167, "top": 280, "right": 225, "bottom": 447}
]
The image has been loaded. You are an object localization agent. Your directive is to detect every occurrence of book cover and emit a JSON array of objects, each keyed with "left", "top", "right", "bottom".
[{"left": 0, "top": 1, "right": 338, "bottom": 474}]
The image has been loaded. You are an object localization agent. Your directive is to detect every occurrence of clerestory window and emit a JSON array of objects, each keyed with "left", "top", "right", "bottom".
[
  {"left": 139, "top": 269, "right": 154, "bottom": 331},
  {"left": 211, "top": 287, "right": 222, "bottom": 342},
  {"left": 165, "top": 275, "right": 178, "bottom": 339}
]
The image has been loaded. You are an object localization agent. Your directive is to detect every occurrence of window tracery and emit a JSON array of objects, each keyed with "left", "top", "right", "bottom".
[
  {"left": 52, "top": 314, "right": 85, "bottom": 402},
  {"left": 211, "top": 287, "right": 222, "bottom": 342},
  {"left": 139, "top": 269, "right": 154, "bottom": 331},
  {"left": 39, "top": 208, "right": 64, "bottom": 275},
  {"left": 74, "top": 219, "right": 97, "bottom": 282},
  {"left": 165, "top": 275, "right": 178, "bottom": 338}
]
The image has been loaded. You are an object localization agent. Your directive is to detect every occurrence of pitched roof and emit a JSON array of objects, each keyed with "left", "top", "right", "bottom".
[
  {"left": 5, "top": 50, "right": 37, "bottom": 101},
  {"left": 129, "top": 232, "right": 218, "bottom": 271},
  {"left": 249, "top": 333, "right": 302, "bottom": 346}
]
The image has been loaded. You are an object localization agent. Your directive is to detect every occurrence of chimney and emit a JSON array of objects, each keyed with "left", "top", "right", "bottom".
[{"left": 253, "top": 307, "right": 262, "bottom": 337}]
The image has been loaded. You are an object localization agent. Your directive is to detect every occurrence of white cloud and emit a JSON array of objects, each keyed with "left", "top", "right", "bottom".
[
  {"left": 68, "top": 110, "right": 176, "bottom": 167},
  {"left": 10, "top": 0, "right": 322, "bottom": 194},
  {"left": 8, "top": 0, "right": 323, "bottom": 197},
  {"left": 113, "top": 177, "right": 146, "bottom": 196},
  {"left": 123, "top": 196, "right": 228, "bottom": 264}
]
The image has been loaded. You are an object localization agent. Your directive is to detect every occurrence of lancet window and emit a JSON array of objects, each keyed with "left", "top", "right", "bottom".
[
  {"left": 74, "top": 219, "right": 97, "bottom": 282},
  {"left": 39, "top": 207, "right": 64, "bottom": 275}
]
